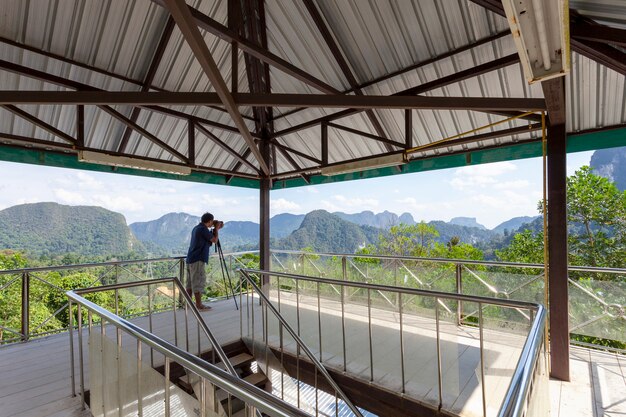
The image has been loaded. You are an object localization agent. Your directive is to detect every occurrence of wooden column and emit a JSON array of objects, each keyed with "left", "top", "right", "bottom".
[
  {"left": 547, "top": 120, "right": 569, "bottom": 381},
  {"left": 259, "top": 138, "right": 271, "bottom": 287}
]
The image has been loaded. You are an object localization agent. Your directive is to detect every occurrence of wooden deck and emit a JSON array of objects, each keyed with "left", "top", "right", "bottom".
[{"left": 0, "top": 297, "right": 624, "bottom": 417}]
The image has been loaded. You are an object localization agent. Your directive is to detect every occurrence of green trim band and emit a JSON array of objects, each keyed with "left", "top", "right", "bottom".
[
  {"left": 0, "top": 126, "right": 624, "bottom": 190},
  {"left": 0, "top": 145, "right": 259, "bottom": 189},
  {"left": 271, "top": 126, "right": 626, "bottom": 190}
]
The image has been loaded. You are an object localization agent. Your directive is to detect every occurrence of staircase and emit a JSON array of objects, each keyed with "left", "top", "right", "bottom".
[{"left": 167, "top": 340, "right": 270, "bottom": 417}]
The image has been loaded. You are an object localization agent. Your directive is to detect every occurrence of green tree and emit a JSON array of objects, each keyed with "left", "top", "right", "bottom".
[
  {"left": 378, "top": 222, "right": 439, "bottom": 257},
  {"left": 501, "top": 166, "right": 626, "bottom": 268}
]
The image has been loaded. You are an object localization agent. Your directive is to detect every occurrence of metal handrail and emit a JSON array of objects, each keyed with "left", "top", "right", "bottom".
[
  {"left": 66, "top": 290, "right": 311, "bottom": 417},
  {"left": 241, "top": 268, "right": 547, "bottom": 417},
  {"left": 72, "top": 277, "right": 238, "bottom": 376},
  {"left": 241, "top": 268, "right": 542, "bottom": 309},
  {"left": 498, "top": 304, "right": 547, "bottom": 417},
  {"left": 239, "top": 269, "right": 366, "bottom": 417},
  {"left": 270, "top": 250, "right": 626, "bottom": 273}
]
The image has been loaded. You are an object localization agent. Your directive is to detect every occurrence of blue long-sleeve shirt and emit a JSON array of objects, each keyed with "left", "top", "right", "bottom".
[{"left": 186, "top": 223, "right": 214, "bottom": 264}]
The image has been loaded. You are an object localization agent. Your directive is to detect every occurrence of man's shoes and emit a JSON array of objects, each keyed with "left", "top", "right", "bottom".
[{"left": 197, "top": 304, "right": 212, "bottom": 311}]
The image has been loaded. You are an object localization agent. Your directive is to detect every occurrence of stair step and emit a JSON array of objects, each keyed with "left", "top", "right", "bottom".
[
  {"left": 216, "top": 353, "right": 254, "bottom": 371},
  {"left": 216, "top": 372, "right": 268, "bottom": 403}
]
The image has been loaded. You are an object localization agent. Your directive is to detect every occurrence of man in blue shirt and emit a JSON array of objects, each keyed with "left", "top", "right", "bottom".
[{"left": 186, "top": 212, "right": 223, "bottom": 310}]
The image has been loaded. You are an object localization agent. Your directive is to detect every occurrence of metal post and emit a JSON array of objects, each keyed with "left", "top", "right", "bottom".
[
  {"left": 200, "top": 378, "right": 206, "bottom": 417},
  {"left": 172, "top": 282, "right": 178, "bottom": 347},
  {"left": 368, "top": 287, "right": 373, "bottom": 382},
  {"left": 115, "top": 264, "right": 119, "bottom": 315},
  {"left": 479, "top": 302, "right": 487, "bottom": 417},
  {"left": 101, "top": 319, "right": 106, "bottom": 416},
  {"left": 117, "top": 328, "right": 123, "bottom": 417},
  {"left": 137, "top": 340, "right": 143, "bottom": 417},
  {"left": 165, "top": 357, "right": 171, "bottom": 417},
  {"left": 148, "top": 284, "right": 153, "bottom": 368},
  {"left": 341, "top": 284, "right": 346, "bottom": 372},
  {"left": 399, "top": 292, "right": 405, "bottom": 394},
  {"left": 317, "top": 281, "right": 322, "bottom": 361},
  {"left": 21, "top": 272, "right": 29, "bottom": 341},
  {"left": 185, "top": 302, "right": 189, "bottom": 353},
  {"left": 78, "top": 305, "right": 85, "bottom": 409},
  {"left": 435, "top": 299, "right": 443, "bottom": 410},
  {"left": 342, "top": 256, "right": 347, "bottom": 281},
  {"left": 69, "top": 300, "right": 76, "bottom": 397},
  {"left": 456, "top": 263, "right": 463, "bottom": 325}
]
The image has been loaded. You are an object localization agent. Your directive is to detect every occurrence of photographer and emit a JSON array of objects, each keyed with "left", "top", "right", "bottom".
[{"left": 185, "top": 212, "right": 224, "bottom": 311}]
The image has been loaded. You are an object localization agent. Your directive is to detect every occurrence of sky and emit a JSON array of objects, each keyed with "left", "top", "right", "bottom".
[{"left": 0, "top": 151, "right": 593, "bottom": 229}]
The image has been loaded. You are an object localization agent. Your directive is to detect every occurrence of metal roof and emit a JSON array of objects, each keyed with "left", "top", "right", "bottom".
[{"left": 0, "top": 0, "right": 624, "bottom": 188}]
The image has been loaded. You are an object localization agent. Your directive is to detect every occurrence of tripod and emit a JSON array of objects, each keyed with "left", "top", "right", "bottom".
[{"left": 215, "top": 239, "right": 238, "bottom": 310}]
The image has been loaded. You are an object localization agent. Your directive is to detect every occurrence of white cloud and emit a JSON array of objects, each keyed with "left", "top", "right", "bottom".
[
  {"left": 493, "top": 180, "right": 530, "bottom": 190},
  {"left": 450, "top": 161, "right": 517, "bottom": 190},
  {"left": 54, "top": 188, "right": 87, "bottom": 205},
  {"left": 332, "top": 195, "right": 379, "bottom": 208},
  {"left": 94, "top": 195, "right": 143, "bottom": 213},
  {"left": 76, "top": 172, "right": 104, "bottom": 190},
  {"left": 272, "top": 198, "right": 300, "bottom": 211}
]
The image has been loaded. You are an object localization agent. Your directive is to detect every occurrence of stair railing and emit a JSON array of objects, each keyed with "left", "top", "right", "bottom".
[
  {"left": 67, "top": 285, "right": 311, "bottom": 417},
  {"left": 239, "top": 269, "right": 366, "bottom": 417},
  {"left": 67, "top": 277, "right": 239, "bottom": 409},
  {"left": 240, "top": 268, "right": 547, "bottom": 417}
]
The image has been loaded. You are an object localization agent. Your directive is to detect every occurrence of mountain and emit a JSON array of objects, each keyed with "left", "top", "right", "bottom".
[
  {"left": 0, "top": 202, "right": 142, "bottom": 257},
  {"left": 270, "top": 213, "right": 305, "bottom": 238},
  {"left": 427, "top": 221, "right": 494, "bottom": 246},
  {"left": 220, "top": 221, "right": 259, "bottom": 249},
  {"left": 333, "top": 210, "right": 413, "bottom": 229},
  {"left": 276, "top": 210, "right": 379, "bottom": 253},
  {"left": 130, "top": 212, "right": 199, "bottom": 254},
  {"left": 448, "top": 217, "right": 487, "bottom": 230},
  {"left": 591, "top": 147, "right": 626, "bottom": 190},
  {"left": 492, "top": 216, "right": 541, "bottom": 235}
]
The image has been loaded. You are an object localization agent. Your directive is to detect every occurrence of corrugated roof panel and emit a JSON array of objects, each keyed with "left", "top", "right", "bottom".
[
  {"left": 571, "top": 0, "right": 626, "bottom": 29},
  {"left": 266, "top": 0, "right": 348, "bottom": 92}
]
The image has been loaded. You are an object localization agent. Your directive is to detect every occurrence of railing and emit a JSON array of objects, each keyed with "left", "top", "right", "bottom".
[
  {"left": 66, "top": 280, "right": 312, "bottom": 417},
  {"left": 238, "top": 269, "right": 365, "bottom": 417},
  {"left": 239, "top": 268, "right": 547, "bottom": 417},
  {"left": 2, "top": 249, "right": 623, "bottom": 350},
  {"left": 270, "top": 250, "right": 626, "bottom": 350},
  {"left": 0, "top": 256, "right": 186, "bottom": 344}
]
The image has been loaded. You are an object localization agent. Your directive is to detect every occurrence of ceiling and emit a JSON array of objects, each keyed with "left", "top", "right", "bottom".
[{"left": 0, "top": 0, "right": 624, "bottom": 189}]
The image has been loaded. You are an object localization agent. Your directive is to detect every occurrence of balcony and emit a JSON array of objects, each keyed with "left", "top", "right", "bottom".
[{"left": 1, "top": 252, "right": 624, "bottom": 417}]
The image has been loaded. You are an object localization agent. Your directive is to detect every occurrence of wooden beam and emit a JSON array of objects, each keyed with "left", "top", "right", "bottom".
[
  {"left": 273, "top": 53, "right": 522, "bottom": 138},
  {"left": 547, "top": 121, "right": 570, "bottom": 381},
  {"left": 164, "top": 0, "right": 270, "bottom": 175},
  {"left": 327, "top": 122, "right": 404, "bottom": 149},
  {"left": 271, "top": 140, "right": 322, "bottom": 165},
  {"left": 187, "top": 120, "right": 195, "bottom": 165},
  {"left": 0, "top": 91, "right": 546, "bottom": 111},
  {"left": 1, "top": 104, "right": 76, "bottom": 145},
  {"left": 98, "top": 105, "right": 188, "bottom": 162},
  {"left": 194, "top": 122, "right": 260, "bottom": 174},
  {"left": 0, "top": 59, "right": 252, "bottom": 136},
  {"left": 76, "top": 105, "right": 85, "bottom": 148}
]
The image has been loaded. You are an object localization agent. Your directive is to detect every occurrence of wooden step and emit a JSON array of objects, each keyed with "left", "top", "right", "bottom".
[
  {"left": 216, "top": 353, "right": 254, "bottom": 371},
  {"left": 216, "top": 372, "right": 268, "bottom": 403}
]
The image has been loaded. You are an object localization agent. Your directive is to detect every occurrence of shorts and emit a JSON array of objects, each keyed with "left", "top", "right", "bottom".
[{"left": 186, "top": 261, "right": 207, "bottom": 293}]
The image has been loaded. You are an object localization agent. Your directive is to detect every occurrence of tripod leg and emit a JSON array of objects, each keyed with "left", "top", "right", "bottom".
[{"left": 219, "top": 246, "right": 239, "bottom": 310}]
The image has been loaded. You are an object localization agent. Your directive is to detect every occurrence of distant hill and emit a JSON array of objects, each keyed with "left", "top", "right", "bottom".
[
  {"left": 276, "top": 210, "right": 379, "bottom": 253},
  {"left": 0, "top": 202, "right": 142, "bottom": 257},
  {"left": 333, "top": 210, "right": 415, "bottom": 229},
  {"left": 591, "top": 147, "right": 626, "bottom": 190},
  {"left": 130, "top": 212, "right": 199, "bottom": 254},
  {"left": 448, "top": 217, "right": 487, "bottom": 230},
  {"left": 270, "top": 213, "right": 305, "bottom": 238},
  {"left": 427, "top": 221, "right": 494, "bottom": 246},
  {"left": 492, "top": 216, "right": 541, "bottom": 235}
]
